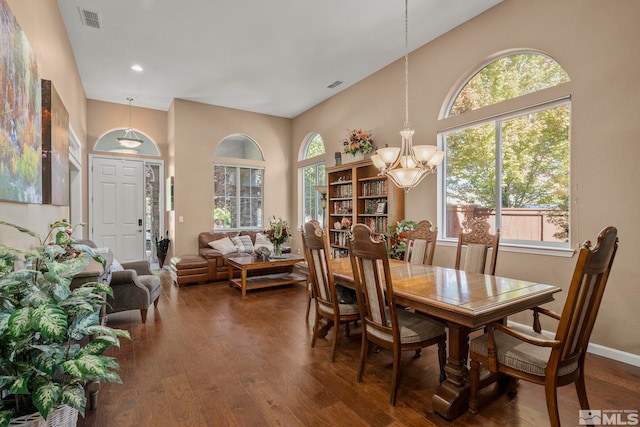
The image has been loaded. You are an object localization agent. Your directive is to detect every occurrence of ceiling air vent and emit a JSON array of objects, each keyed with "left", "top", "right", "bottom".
[
  {"left": 78, "top": 8, "right": 102, "bottom": 29},
  {"left": 327, "top": 80, "right": 343, "bottom": 89}
]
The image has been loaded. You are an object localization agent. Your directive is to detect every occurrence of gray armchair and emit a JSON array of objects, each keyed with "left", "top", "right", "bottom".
[{"left": 108, "top": 260, "right": 161, "bottom": 323}]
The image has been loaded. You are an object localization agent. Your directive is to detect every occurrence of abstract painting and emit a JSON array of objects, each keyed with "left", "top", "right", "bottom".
[
  {"left": 0, "top": 0, "right": 42, "bottom": 203},
  {"left": 42, "top": 79, "right": 69, "bottom": 205}
]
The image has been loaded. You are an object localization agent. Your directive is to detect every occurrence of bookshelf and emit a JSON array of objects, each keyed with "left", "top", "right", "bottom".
[{"left": 326, "top": 159, "right": 404, "bottom": 258}]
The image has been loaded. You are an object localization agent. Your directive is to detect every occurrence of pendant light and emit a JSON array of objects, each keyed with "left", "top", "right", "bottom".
[
  {"left": 370, "top": 0, "right": 445, "bottom": 191},
  {"left": 116, "top": 98, "right": 143, "bottom": 148}
]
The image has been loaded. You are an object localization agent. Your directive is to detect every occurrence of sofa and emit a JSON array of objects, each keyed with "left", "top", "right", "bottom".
[{"left": 198, "top": 230, "right": 292, "bottom": 282}]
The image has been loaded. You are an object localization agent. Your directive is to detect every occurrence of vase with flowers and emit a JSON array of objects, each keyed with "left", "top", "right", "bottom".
[
  {"left": 342, "top": 129, "right": 375, "bottom": 162},
  {"left": 263, "top": 216, "right": 291, "bottom": 258}
]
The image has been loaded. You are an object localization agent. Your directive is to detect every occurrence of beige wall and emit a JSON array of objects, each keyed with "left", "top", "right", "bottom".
[
  {"left": 292, "top": 0, "right": 640, "bottom": 355},
  {"left": 169, "top": 99, "right": 292, "bottom": 256},
  {"left": 1, "top": 0, "right": 85, "bottom": 245},
  {"left": 2, "top": 0, "right": 638, "bottom": 357}
]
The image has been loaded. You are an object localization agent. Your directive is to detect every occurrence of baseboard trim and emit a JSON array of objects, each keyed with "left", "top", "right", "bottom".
[{"left": 507, "top": 321, "right": 640, "bottom": 368}]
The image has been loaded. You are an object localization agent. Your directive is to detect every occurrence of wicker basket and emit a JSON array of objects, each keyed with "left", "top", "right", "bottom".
[{"left": 8, "top": 405, "right": 78, "bottom": 427}]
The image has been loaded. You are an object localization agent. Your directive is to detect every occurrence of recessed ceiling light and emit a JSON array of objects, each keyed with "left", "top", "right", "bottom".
[{"left": 131, "top": 65, "right": 143, "bottom": 72}]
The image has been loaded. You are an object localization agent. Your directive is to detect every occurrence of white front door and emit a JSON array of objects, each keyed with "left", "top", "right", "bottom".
[{"left": 91, "top": 156, "right": 145, "bottom": 262}]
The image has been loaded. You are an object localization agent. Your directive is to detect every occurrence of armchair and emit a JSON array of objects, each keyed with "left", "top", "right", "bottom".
[{"left": 108, "top": 260, "right": 161, "bottom": 323}]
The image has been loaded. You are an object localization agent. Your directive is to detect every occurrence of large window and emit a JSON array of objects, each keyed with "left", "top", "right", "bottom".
[
  {"left": 214, "top": 135, "right": 264, "bottom": 229},
  {"left": 300, "top": 134, "right": 326, "bottom": 228},
  {"left": 440, "top": 52, "right": 571, "bottom": 247}
]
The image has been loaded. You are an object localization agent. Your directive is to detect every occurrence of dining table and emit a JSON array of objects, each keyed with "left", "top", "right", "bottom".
[{"left": 326, "top": 257, "right": 562, "bottom": 420}]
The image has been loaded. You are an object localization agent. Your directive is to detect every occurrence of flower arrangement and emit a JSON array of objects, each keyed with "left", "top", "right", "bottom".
[
  {"left": 342, "top": 129, "right": 375, "bottom": 155},
  {"left": 263, "top": 216, "right": 291, "bottom": 247}
]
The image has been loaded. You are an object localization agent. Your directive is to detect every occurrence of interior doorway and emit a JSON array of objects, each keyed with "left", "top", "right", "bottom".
[{"left": 89, "top": 154, "right": 164, "bottom": 263}]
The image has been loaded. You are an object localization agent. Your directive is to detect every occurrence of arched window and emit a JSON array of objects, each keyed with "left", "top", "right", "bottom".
[
  {"left": 94, "top": 129, "right": 161, "bottom": 156},
  {"left": 439, "top": 51, "right": 571, "bottom": 249},
  {"left": 299, "top": 133, "right": 326, "bottom": 228},
  {"left": 214, "top": 134, "right": 265, "bottom": 229}
]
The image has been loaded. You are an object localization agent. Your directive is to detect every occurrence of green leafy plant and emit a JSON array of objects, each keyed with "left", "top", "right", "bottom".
[
  {"left": 385, "top": 219, "right": 418, "bottom": 260},
  {"left": 0, "top": 219, "right": 131, "bottom": 426}
]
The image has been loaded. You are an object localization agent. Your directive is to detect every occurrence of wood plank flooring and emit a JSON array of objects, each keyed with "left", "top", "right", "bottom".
[{"left": 78, "top": 271, "right": 640, "bottom": 426}]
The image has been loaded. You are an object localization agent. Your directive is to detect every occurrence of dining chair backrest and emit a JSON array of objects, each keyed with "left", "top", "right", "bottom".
[
  {"left": 554, "top": 226, "right": 618, "bottom": 365},
  {"left": 404, "top": 220, "right": 437, "bottom": 266},
  {"left": 348, "top": 223, "right": 399, "bottom": 345},
  {"left": 302, "top": 221, "right": 338, "bottom": 313},
  {"left": 455, "top": 220, "right": 500, "bottom": 275}
]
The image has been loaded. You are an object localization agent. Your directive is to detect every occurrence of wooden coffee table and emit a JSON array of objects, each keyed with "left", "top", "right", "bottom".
[{"left": 227, "top": 254, "right": 306, "bottom": 297}]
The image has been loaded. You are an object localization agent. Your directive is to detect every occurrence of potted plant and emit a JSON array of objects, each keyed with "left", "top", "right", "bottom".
[
  {"left": 0, "top": 220, "right": 130, "bottom": 427},
  {"left": 385, "top": 219, "right": 418, "bottom": 260}
]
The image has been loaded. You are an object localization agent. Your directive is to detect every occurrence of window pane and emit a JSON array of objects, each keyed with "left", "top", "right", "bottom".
[
  {"left": 500, "top": 106, "right": 570, "bottom": 242},
  {"left": 216, "top": 135, "right": 263, "bottom": 160},
  {"left": 450, "top": 53, "right": 570, "bottom": 116},
  {"left": 213, "top": 164, "right": 263, "bottom": 229},
  {"left": 301, "top": 163, "right": 326, "bottom": 228},
  {"left": 445, "top": 123, "right": 496, "bottom": 238},
  {"left": 304, "top": 134, "right": 326, "bottom": 159}
]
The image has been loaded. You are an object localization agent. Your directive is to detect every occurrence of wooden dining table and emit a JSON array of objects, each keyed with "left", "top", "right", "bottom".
[{"left": 327, "top": 257, "right": 562, "bottom": 420}]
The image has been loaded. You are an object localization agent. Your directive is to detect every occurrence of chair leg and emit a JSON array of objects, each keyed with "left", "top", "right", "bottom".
[
  {"left": 545, "top": 380, "right": 561, "bottom": 427},
  {"left": 153, "top": 296, "right": 160, "bottom": 308},
  {"left": 330, "top": 320, "right": 340, "bottom": 363},
  {"left": 305, "top": 279, "right": 312, "bottom": 321},
  {"left": 311, "top": 311, "right": 320, "bottom": 348},
  {"left": 575, "top": 369, "right": 590, "bottom": 410},
  {"left": 140, "top": 308, "right": 148, "bottom": 323},
  {"left": 390, "top": 347, "right": 402, "bottom": 406},
  {"left": 469, "top": 357, "right": 480, "bottom": 414},
  {"left": 357, "top": 334, "right": 368, "bottom": 383}
]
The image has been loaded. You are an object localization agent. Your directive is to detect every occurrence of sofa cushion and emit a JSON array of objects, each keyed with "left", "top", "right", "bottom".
[
  {"left": 254, "top": 232, "right": 274, "bottom": 251},
  {"left": 111, "top": 258, "right": 124, "bottom": 272},
  {"left": 232, "top": 235, "right": 254, "bottom": 253},
  {"left": 198, "top": 231, "right": 239, "bottom": 249},
  {"left": 208, "top": 237, "right": 237, "bottom": 255}
]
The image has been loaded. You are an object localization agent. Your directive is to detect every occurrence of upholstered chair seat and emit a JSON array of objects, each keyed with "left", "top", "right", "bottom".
[{"left": 109, "top": 260, "right": 161, "bottom": 323}]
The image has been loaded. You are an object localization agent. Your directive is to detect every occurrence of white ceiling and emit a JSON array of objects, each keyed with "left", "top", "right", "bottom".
[{"left": 57, "top": 0, "right": 501, "bottom": 118}]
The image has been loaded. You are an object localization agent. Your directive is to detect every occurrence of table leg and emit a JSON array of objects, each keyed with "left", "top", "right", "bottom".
[
  {"left": 241, "top": 269, "right": 247, "bottom": 297},
  {"left": 432, "top": 323, "right": 470, "bottom": 420}
]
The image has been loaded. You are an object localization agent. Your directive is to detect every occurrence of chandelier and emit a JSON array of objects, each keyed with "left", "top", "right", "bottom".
[
  {"left": 370, "top": 0, "right": 445, "bottom": 191},
  {"left": 116, "top": 98, "right": 143, "bottom": 148}
]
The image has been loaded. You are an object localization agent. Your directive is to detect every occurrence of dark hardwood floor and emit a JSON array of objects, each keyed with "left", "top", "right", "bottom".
[{"left": 78, "top": 271, "right": 640, "bottom": 427}]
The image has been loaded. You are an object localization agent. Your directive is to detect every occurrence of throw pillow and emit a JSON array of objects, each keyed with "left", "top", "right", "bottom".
[
  {"left": 111, "top": 258, "right": 124, "bottom": 272},
  {"left": 208, "top": 237, "right": 237, "bottom": 255},
  {"left": 232, "top": 235, "right": 254, "bottom": 253},
  {"left": 254, "top": 232, "right": 274, "bottom": 252}
]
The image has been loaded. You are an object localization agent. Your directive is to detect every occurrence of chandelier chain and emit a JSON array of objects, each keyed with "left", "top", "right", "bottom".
[{"left": 404, "top": 0, "right": 410, "bottom": 129}]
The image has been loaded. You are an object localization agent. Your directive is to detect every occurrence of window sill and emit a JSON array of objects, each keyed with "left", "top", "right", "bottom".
[{"left": 437, "top": 239, "right": 576, "bottom": 258}]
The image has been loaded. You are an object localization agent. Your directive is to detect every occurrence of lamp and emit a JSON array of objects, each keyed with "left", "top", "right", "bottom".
[
  {"left": 116, "top": 98, "right": 143, "bottom": 148},
  {"left": 371, "top": 0, "right": 445, "bottom": 191},
  {"left": 314, "top": 185, "right": 328, "bottom": 227}
]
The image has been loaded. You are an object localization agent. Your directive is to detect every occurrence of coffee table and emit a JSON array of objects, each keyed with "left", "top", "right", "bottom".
[{"left": 226, "top": 254, "right": 306, "bottom": 297}]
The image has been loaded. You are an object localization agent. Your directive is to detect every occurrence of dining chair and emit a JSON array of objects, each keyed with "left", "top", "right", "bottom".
[
  {"left": 404, "top": 219, "right": 437, "bottom": 266},
  {"left": 468, "top": 226, "right": 619, "bottom": 427},
  {"left": 302, "top": 220, "right": 360, "bottom": 362},
  {"left": 347, "top": 223, "right": 447, "bottom": 405},
  {"left": 455, "top": 220, "right": 500, "bottom": 275}
]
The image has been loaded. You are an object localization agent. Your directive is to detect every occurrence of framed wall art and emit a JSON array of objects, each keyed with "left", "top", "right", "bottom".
[
  {"left": 41, "top": 79, "right": 69, "bottom": 205},
  {"left": 0, "top": 0, "right": 42, "bottom": 203}
]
